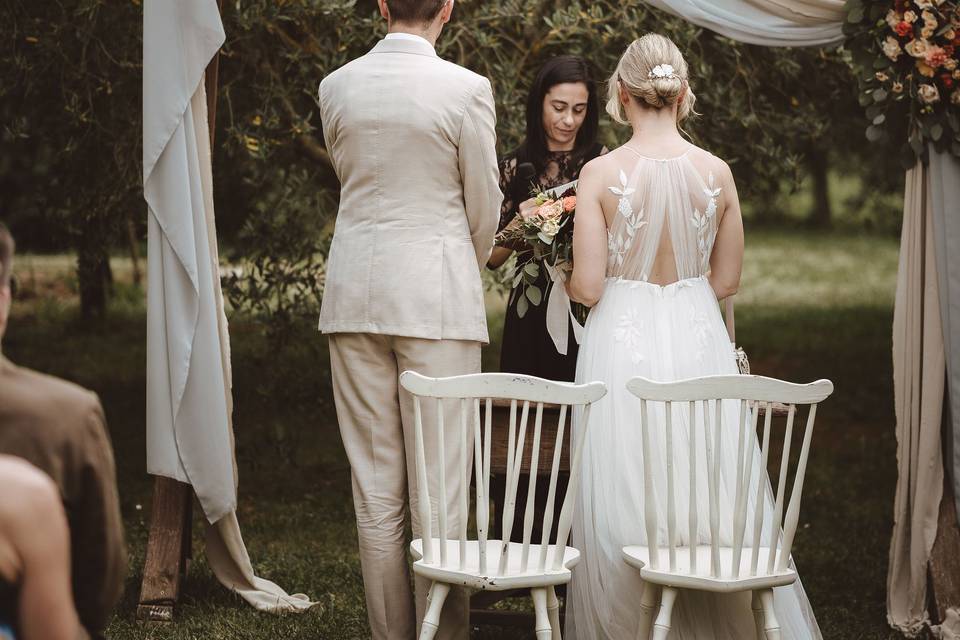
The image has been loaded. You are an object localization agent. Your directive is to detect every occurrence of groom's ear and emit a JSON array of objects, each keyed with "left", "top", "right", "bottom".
[
  {"left": 377, "top": 0, "right": 390, "bottom": 22},
  {"left": 439, "top": 0, "right": 454, "bottom": 24}
]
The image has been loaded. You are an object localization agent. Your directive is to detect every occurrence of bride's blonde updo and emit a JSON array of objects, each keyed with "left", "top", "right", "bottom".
[{"left": 606, "top": 33, "right": 696, "bottom": 124}]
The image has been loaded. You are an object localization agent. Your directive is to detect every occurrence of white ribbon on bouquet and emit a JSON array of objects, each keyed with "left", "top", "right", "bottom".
[{"left": 544, "top": 263, "right": 585, "bottom": 356}]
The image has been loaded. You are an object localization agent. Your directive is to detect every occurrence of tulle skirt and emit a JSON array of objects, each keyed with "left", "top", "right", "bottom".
[{"left": 565, "top": 276, "right": 821, "bottom": 640}]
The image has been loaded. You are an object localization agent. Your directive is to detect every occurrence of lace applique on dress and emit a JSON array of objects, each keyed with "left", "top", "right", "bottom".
[
  {"left": 607, "top": 170, "right": 647, "bottom": 275},
  {"left": 689, "top": 303, "right": 714, "bottom": 363},
  {"left": 691, "top": 172, "right": 722, "bottom": 272},
  {"left": 614, "top": 307, "right": 646, "bottom": 364}
]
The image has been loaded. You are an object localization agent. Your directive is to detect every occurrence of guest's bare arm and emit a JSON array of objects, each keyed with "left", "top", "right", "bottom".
[
  {"left": 707, "top": 161, "right": 744, "bottom": 301},
  {"left": 0, "top": 457, "right": 81, "bottom": 640},
  {"left": 568, "top": 161, "right": 607, "bottom": 307}
]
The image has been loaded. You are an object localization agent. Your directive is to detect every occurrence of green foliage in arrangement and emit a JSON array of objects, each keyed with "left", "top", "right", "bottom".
[
  {"left": 844, "top": 0, "right": 960, "bottom": 168},
  {"left": 0, "top": 0, "right": 901, "bottom": 325}
]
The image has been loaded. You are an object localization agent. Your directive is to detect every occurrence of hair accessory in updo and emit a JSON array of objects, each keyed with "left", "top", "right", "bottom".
[{"left": 648, "top": 64, "right": 676, "bottom": 80}]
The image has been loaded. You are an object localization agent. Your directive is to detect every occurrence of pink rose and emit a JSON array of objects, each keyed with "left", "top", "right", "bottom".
[{"left": 562, "top": 196, "right": 577, "bottom": 213}]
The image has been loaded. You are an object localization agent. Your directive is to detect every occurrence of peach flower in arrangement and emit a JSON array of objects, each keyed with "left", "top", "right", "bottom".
[
  {"left": 887, "top": 9, "right": 902, "bottom": 29},
  {"left": 946, "top": 58, "right": 959, "bottom": 71},
  {"left": 926, "top": 46, "right": 949, "bottom": 68},
  {"left": 893, "top": 80, "right": 905, "bottom": 93},
  {"left": 562, "top": 196, "right": 577, "bottom": 213},
  {"left": 952, "top": 89, "right": 960, "bottom": 104},
  {"left": 904, "top": 10, "right": 919, "bottom": 22},
  {"left": 918, "top": 60, "right": 937, "bottom": 76}
]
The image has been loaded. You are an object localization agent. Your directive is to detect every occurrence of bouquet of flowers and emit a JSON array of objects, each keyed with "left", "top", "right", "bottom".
[
  {"left": 844, "top": 0, "right": 960, "bottom": 167},
  {"left": 498, "top": 186, "right": 579, "bottom": 319}
]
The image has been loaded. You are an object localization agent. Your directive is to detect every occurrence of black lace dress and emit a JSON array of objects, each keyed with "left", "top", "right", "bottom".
[{"left": 496, "top": 143, "right": 606, "bottom": 381}]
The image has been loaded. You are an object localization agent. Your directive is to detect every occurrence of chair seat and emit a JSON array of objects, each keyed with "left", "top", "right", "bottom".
[
  {"left": 621, "top": 544, "right": 797, "bottom": 593},
  {"left": 411, "top": 538, "right": 580, "bottom": 591}
]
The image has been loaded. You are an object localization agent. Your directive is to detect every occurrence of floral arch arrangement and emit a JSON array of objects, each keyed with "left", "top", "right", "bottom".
[{"left": 845, "top": 0, "right": 960, "bottom": 167}]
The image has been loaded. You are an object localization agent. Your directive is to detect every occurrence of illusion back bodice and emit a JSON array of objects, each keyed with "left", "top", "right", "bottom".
[{"left": 604, "top": 146, "right": 725, "bottom": 283}]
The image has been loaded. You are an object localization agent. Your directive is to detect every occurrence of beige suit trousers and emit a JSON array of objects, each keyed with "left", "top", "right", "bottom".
[{"left": 329, "top": 333, "right": 480, "bottom": 640}]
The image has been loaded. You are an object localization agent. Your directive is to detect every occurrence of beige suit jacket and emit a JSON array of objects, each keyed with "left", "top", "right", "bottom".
[
  {"left": 318, "top": 37, "right": 502, "bottom": 343},
  {"left": 0, "top": 356, "right": 126, "bottom": 640}
]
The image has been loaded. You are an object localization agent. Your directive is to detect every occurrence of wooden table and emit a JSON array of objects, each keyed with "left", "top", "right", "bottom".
[{"left": 470, "top": 400, "right": 570, "bottom": 629}]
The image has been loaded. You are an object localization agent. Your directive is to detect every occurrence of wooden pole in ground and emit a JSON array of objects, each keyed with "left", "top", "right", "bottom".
[{"left": 137, "top": 0, "right": 225, "bottom": 622}]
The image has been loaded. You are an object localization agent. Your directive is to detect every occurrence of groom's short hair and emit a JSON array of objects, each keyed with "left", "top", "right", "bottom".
[{"left": 387, "top": 0, "right": 447, "bottom": 23}]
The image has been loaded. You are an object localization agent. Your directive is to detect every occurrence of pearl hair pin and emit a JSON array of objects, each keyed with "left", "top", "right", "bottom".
[{"left": 648, "top": 64, "right": 677, "bottom": 79}]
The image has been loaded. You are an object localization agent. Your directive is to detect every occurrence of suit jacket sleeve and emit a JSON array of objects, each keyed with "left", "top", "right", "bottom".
[
  {"left": 458, "top": 78, "right": 503, "bottom": 270},
  {"left": 71, "top": 399, "right": 126, "bottom": 638}
]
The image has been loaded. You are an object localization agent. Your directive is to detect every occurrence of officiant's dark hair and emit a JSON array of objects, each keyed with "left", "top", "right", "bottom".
[
  {"left": 385, "top": 0, "right": 447, "bottom": 23},
  {"left": 0, "top": 222, "right": 13, "bottom": 288},
  {"left": 517, "top": 56, "right": 600, "bottom": 170}
]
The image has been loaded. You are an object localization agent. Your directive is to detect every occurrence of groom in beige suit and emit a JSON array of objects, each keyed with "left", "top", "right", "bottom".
[{"left": 318, "top": 1, "right": 502, "bottom": 638}]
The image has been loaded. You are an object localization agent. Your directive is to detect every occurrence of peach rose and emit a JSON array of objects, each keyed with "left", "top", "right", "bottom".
[
  {"left": 926, "top": 46, "right": 949, "bottom": 67},
  {"left": 951, "top": 89, "right": 960, "bottom": 105},
  {"left": 884, "top": 36, "right": 903, "bottom": 60},
  {"left": 917, "top": 60, "right": 936, "bottom": 76},
  {"left": 893, "top": 81, "right": 905, "bottom": 93},
  {"left": 562, "top": 196, "right": 577, "bottom": 213},
  {"left": 904, "top": 10, "right": 918, "bottom": 23}
]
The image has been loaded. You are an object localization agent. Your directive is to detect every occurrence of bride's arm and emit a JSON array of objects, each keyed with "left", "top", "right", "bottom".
[
  {"left": 567, "top": 161, "right": 607, "bottom": 307},
  {"left": 707, "top": 162, "right": 744, "bottom": 301}
]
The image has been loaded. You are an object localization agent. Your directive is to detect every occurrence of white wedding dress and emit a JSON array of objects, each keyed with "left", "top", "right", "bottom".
[{"left": 565, "top": 146, "right": 822, "bottom": 639}]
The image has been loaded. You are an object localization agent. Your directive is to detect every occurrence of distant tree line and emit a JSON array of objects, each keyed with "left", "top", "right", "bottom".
[{"left": 0, "top": 0, "right": 903, "bottom": 320}]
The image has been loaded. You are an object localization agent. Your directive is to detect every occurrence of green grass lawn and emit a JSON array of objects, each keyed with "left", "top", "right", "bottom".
[{"left": 3, "top": 229, "right": 902, "bottom": 639}]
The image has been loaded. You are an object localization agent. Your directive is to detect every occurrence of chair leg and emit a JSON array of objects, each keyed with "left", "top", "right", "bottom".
[
  {"left": 760, "top": 588, "right": 781, "bottom": 640},
  {"left": 547, "top": 586, "right": 562, "bottom": 640},
  {"left": 532, "top": 587, "right": 552, "bottom": 640},
  {"left": 636, "top": 582, "right": 661, "bottom": 640},
  {"left": 751, "top": 590, "right": 765, "bottom": 639},
  {"left": 419, "top": 581, "right": 451, "bottom": 640},
  {"left": 651, "top": 586, "right": 678, "bottom": 640}
]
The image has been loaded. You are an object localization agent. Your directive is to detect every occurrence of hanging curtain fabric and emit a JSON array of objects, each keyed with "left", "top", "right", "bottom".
[
  {"left": 643, "top": 0, "right": 844, "bottom": 46},
  {"left": 886, "top": 160, "right": 947, "bottom": 638},
  {"left": 143, "top": 0, "right": 316, "bottom": 613},
  {"left": 929, "top": 150, "right": 960, "bottom": 524}
]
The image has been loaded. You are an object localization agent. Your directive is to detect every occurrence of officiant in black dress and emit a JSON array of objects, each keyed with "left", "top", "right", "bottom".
[{"left": 488, "top": 55, "right": 606, "bottom": 381}]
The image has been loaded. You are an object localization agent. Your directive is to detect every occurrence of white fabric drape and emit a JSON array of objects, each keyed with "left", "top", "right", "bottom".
[
  {"left": 929, "top": 150, "right": 960, "bottom": 522},
  {"left": 643, "top": 0, "right": 844, "bottom": 46},
  {"left": 886, "top": 161, "right": 946, "bottom": 638},
  {"left": 144, "top": 0, "right": 316, "bottom": 614}
]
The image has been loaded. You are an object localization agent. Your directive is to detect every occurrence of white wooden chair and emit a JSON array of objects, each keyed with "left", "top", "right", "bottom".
[
  {"left": 399, "top": 371, "right": 607, "bottom": 640},
  {"left": 622, "top": 374, "right": 834, "bottom": 640}
]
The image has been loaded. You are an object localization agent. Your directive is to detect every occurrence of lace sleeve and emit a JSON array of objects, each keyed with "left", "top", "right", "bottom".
[{"left": 497, "top": 156, "right": 518, "bottom": 233}]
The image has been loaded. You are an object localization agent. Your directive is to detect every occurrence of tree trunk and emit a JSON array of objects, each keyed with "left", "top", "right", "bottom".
[
  {"left": 77, "top": 221, "right": 112, "bottom": 320},
  {"left": 807, "top": 147, "right": 832, "bottom": 228}
]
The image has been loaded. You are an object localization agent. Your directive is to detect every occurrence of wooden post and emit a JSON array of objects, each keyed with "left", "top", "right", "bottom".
[
  {"left": 137, "top": 0, "right": 224, "bottom": 622},
  {"left": 930, "top": 475, "right": 960, "bottom": 623},
  {"left": 136, "top": 478, "right": 194, "bottom": 621}
]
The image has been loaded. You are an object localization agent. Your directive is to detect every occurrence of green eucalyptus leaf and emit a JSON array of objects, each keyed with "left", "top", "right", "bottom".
[
  {"left": 872, "top": 113, "right": 886, "bottom": 125},
  {"left": 523, "top": 262, "right": 540, "bottom": 277},
  {"left": 526, "top": 285, "right": 543, "bottom": 306},
  {"left": 872, "top": 88, "right": 888, "bottom": 102},
  {"left": 865, "top": 124, "right": 885, "bottom": 142},
  {"left": 931, "top": 124, "right": 944, "bottom": 141},
  {"left": 516, "top": 292, "right": 529, "bottom": 318}
]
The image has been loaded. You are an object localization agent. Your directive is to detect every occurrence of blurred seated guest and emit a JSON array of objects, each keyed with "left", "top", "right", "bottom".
[
  {"left": 0, "top": 223, "right": 125, "bottom": 640},
  {"left": 487, "top": 55, "right": 607, "bottom": 380},
  {"left": 0, "top": 455, "right": 83, "bottom": 640}
]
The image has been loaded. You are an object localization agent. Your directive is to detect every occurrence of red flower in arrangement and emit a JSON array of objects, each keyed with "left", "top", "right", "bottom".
[
  {"left": 945, "top": 45, "right": 956, "bottom": 57},
  {"left": 942, "top": 73, "right": 955, "bottom": 88},
  {"left": 895, "top": 21, "right": 914, "bottom": 37}
]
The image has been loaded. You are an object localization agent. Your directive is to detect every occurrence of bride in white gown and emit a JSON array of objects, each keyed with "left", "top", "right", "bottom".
[{"left": 563, "top": 34, "right": 822, "bottom": 639}]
